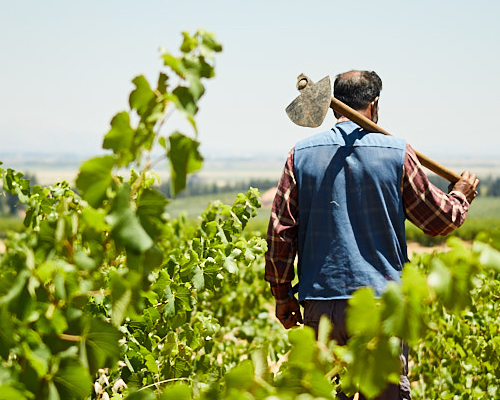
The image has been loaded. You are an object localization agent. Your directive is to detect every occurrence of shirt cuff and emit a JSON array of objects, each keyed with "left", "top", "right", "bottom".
[
  {"left": 270, "top": 283, "right": 293, "bottom": 301},
  {"left": 449, "top": 190, "right": 470, "bottom": 206}
]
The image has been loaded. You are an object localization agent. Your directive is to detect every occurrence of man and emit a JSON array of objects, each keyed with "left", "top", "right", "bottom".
[{"left": 265, "top": 70, "right": 479, "bottom": 400}]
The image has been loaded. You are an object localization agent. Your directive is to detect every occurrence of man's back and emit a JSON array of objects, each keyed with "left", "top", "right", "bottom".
[
  {"left": 294, "top": 121, "right": 408, "bottom": 301},
  {"left": 265, "top": 69, "right": 478, "bottom": 399}
]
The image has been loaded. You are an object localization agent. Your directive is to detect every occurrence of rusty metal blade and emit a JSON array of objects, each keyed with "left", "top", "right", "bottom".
[{"left": 285, "top": 76, "right": 332, "bottom": 127}]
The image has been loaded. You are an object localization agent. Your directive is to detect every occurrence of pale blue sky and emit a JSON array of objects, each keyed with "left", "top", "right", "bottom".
[{"left": 1, "top": 0, "right": 499, "bottom": 162}]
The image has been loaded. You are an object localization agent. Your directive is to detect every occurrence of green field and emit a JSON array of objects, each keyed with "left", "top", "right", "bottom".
[
  {"left": 165, "top": 191, "right": 500, "bottom": 246},
  {"left": 2, "top": 194, "right": 499, "bottom": 243},
  {"left": 406, "top": 196, "right": 500, "bottom": 245},
  {"left": 0, "top": 216, "right": 24, "bottom": 236}
]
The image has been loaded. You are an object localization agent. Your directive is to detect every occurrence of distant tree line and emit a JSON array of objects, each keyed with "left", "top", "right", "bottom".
[
  {"left": 0, "top": 173, "right": 37, "bottom": 216},
  {"left": 428, "top": 174, "right": 500, "bottom": 197},
  {"left": 479, "top": 176, "right": 500, "bottom": 196},
  {"left": 158, "top": 176, "right": 277, "bottom": 199},
  {"left": 0, "top": 173, "right": 498, "bottom": 217}
]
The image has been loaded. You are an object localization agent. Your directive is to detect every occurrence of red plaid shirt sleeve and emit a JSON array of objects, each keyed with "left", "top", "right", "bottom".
[
  {"left": 265, "top": 143, "right": 470, "bottom": 300},
  {"left": 264, "top": 148, "right": 298, "bottom": 300},
  {"left": 402, "top": 143, "right": 469, "bottom": 236}
]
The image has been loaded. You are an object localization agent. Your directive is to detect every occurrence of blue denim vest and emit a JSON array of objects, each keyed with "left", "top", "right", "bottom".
[{"left": 294, "top": 121, "right": 408, "bottom": 301}]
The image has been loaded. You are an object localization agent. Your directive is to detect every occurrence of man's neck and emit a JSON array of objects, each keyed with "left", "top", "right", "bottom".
[
  {"left": 336, "top": 116, "right": 351, "bottom": 124},
  {"left": 336, "top": 106, "right": 374, "bottom": 124}
]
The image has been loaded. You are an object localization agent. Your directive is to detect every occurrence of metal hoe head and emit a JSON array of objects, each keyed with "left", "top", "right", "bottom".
[{"left": 285, "top": 74, "right": 332, "bottom": 127}]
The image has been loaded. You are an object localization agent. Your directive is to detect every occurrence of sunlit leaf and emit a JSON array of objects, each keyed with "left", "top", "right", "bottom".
[
  {"left": 346, "top": 287, "right": 380, "bottom": 337},
  {"left": 137, "top": 188, "right": 168, "bottom": 239},
  {"left": 129, "top": 75, "right": 155, "bottom": 116},
  {"left": 124, "top": 390, "right": 156, "bottom": 400},
  {"left": 167, "top": 132, "right": 203, "bottom": 196},
  {"left": 83, "top": 318, "right": 122, "bottom": 376},
  {"left": 158, "top": 382, "right": 191, "bottom": 400},
  {"left": 102, "top": 112, "right": 135, "bottom": 165},
  {"left": 76, "top": 156, "right": 116, "bottom": 208},
  {"left": 106, "top": 185, "right": 153, "bottom": 254},
  {"left": 225, "top": 360, "right": 254, "bottom": 390},
  {"left": 53, "top": 358, "right": 92, "bottom": 400}
]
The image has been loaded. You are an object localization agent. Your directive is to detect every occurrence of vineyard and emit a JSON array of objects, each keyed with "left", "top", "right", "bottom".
[{"left": 1, "top": 31, "right": 500, "bottom": 400}]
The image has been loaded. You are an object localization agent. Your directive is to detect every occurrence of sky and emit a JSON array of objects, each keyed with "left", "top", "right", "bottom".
[{"left": 1, "top": 0, "right": 499, "bottom": 166}]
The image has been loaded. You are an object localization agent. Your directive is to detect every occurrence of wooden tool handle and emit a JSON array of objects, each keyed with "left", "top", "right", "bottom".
[{"left": 330, "top": 97, "right": 461, "bottom": 183}]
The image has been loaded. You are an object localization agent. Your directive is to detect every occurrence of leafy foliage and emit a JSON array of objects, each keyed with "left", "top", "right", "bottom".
[{"left": 2, "top": 29, "right": 500, "bottom": 400}]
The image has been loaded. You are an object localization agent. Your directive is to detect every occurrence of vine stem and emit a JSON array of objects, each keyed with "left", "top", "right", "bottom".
[
  {"left": 149, "top": 153, "right": 168, "bottom": 170},
  {"left": 138, "top": 377, "right": 191, "bottom": 391}
]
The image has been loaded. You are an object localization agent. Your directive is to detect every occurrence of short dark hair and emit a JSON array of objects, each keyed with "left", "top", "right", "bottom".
[{"left": 333, "top": 71, "right": 382, "bottom": 110}]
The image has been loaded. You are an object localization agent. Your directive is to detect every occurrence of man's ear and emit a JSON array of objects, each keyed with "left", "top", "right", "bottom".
[{"left": 370, "top": 97, "right": 379, "bottom": 122}]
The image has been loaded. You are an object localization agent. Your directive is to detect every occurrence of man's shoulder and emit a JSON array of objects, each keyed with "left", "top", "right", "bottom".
[
  {"left": 359, "top": 131, "right": 406, "bottom": 150},
  {"left": 294, "top": 122, "right": 406, "bottom": 152},
  {"left": 294, "top": 129, "right": 338, "bottom": 151}
]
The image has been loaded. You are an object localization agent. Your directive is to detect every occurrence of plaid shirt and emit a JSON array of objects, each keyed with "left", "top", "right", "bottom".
[{"left": 265, "top": 142, "right": 470, "bottom": 300}]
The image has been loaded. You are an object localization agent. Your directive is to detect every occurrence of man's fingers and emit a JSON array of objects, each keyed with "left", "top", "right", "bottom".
[
  {"left": 296, "top": 310, "right": 303, "bottom": 324},
  {"left": 275, "top": 297, "right": 303, "bottom": 329},
  {"left": 282, "top": 318, "right": 296, "bottom": 329},
  {"left": 473, "top": 177, "right": 479, "bottom": 190},
  {"left": 454, "top": 171, "right": 480, "bottom": 203},
  {"left": 278, "top": 309, "right": 302, "bottom": 329},
  {"left": 280, "top": 315, "right": 296, "bottom": 329},
  {"left": 283, "top": 316, "right": 301, "bottom": 329},
  {"left": 469, "top": 174, "right": 479, "bottom": 199}
]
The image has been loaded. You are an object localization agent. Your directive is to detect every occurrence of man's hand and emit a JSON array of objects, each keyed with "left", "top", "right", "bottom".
[
  {"left": 449, "top": 171, "right": 480, "bottom": 203},
  {"left": 276, "top": 297, "right": 303, "bottom": 329}
]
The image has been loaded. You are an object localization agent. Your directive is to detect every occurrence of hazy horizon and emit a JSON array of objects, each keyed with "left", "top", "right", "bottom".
[
  {"left": 2, "top": 0, "right": 500, "bottom": 164},
  {"left": 3, "top": 149, "right": 499, "bottom": 188}
]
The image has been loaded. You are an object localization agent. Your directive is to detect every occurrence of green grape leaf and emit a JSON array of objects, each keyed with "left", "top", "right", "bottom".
[
  {"left": 110, "top": 273, "right": 133, "bottom": 327},
  {"left": 143, "top": 245, "right": 164, "bottom": 273},
  {"left": 74, "top": 251, "right": 97, "bottom": 271},
  {"left": 191, "top": 265, "right": 204, "bottom": 291},
  {"left": 474, "top": 241, "right": 500, "bottom": 270},
  {"left": 48, "top": 307, "right": 69, "bottom": 335},
  {"left": 0, "top": 385, "right": 29, "bottom": 400},
  {"left": 137, "top": 188, "right": 168, "bottom": 239},
  {"left": 162, "top": 53, "right": 185, "bottom": 78},
  {"left": 0, "top": 307, "right": 15, "bottom": 359},
  {"left": 173, "top": 284, "right": 192, "bottom": 312},
  {"left": 76, "top": 156, "right": 116, "bottom": 208},
  {"left": 106, "top": 185, "right": 153, "bottom": 254},
  {"left": 287, "top": 326, "right": 317, "bottom": 365},
  {"left": 159, "top": 383, "right": 191, "bottom": 400},
  {"left": 346, "top": 287, "right": 380, "bottom": 337},
  {"left": 223, "top": 256, "right": 237, "bottom": 274},
  {"left": 47, "top": 381, "right": 60, "bottom": 400},
  {"left": 167, "top": 132, "right": 203, "bottom": 196},
  {"left": 157, "top": 72, "right": 168, "bottom": 93},
  {"left": 124, "top": 389, "right": 156, "bottom": 400},
  {"left": 164, "top": 285, "right": 175, "bottom": 317},
  {"left": 80, "top": 207, "right": 109, "bottom": 232},
  {"left": 53, "top": 358, "right": 92, "bottom": 400},
  {"left": 102, "top": 112, "right": 135, "bottom": 165},
  {"left": 200, "top": 30, "right": 223, "bottom": 53},
  {"left": 172, "top": 87, "right": 199, "bottom": 126},
  {"left": 427, "top": 258, "right": 452, "bottom": 300},
  {"left": 129, "top": 75, "right": 155, "bottom": 116},
  {"left": 225, "top": 359, "right": 254, "bottom": 391},
  {"left": 21, "top": 342, "right": 50, "bottom": 379},
  {"left": 145, "top": 353, "right": 159, "bottom": 374},
  {"left": 380, "top": 282, "right": 406, "bottom": 337},
  {"left": 83, "top": 318, "right": 122, "bottom": 376},
  {"left": 344, "top": 335, "right": 401, "bottom": 399},
  {"left": 180, "top": 31, "right": 198, "bottom": 53},
  {"left": 309, "top": 369, "right": 337, "bottom": 398}
]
